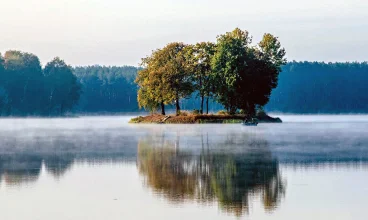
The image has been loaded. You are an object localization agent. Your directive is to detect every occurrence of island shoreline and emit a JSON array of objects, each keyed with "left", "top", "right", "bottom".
[{"left": 129, "top": 113, "right": 282, "bottom": 124}]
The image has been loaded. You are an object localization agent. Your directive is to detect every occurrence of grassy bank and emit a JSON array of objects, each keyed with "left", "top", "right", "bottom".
[{"left": 130, "top": 112, "right": 282, "bottom": 124}]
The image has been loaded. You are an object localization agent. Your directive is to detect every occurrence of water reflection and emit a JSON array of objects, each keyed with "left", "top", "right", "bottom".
[
  {"left": 0, "top": 155, "right": 42, "bottom": 186},
  {"left": 0, "top": 154, "right": 75, "bottom": 186},
  {"left": 1, "top": 117, "right": 368, "bottom": 219},
  {"left": 137, "top": 132, "right": 285, "bottom": 216}
]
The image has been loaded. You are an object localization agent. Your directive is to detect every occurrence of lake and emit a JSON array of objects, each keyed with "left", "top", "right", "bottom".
[{"left": 0, "top": 115, "right": 367, "bottom": 220}]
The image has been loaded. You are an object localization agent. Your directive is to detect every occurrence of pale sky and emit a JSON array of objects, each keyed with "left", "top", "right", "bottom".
[{"left": 1, "top": 0, "right": 367, "bottom": 66}]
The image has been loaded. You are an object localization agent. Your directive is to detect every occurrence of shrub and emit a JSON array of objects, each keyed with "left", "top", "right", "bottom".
[
  {"left": 191, "top": 109, "right": 200, "bottom": 115},
  {"left": 178, "top": 111, "right": 189, "bottom": 116},
  {"left": 129, "top": 116, "right": 144, "bottom": 123},
  {"left": 217, "top": 110, "right": 228, "bottom": 115}
]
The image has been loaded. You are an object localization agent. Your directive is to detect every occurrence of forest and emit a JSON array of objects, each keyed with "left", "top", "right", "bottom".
[
  {"left": 74, "top": 66, "right": 139, "bottom": 113},
  {"left": 0, "top": 51, "right": 80, "bottom": 116},
  {"left": 266, "top": 61, "right": 368, "bottom": 113},
  {"left": 1, "top": 54, "right": 368, "bottom": 116},
  {"left": 73, "top": 61, "right": 368, "bottom": 114}
]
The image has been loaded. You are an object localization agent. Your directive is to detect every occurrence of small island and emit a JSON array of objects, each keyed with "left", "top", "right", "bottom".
[
  {"left": 132, "top": 28, "right": 286, "bottom": 124},
  {"left": 130, "top": 110, "right": 282, "bottom": 124}
]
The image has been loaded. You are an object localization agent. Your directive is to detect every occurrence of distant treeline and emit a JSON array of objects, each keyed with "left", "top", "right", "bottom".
[
  {"left": 265, "top": 61, "right": 368, "bottom": 113},
  {"left": 74, "top": 66, "right": 139, "bottom": 112},
  {"left": 75, "top": 61, "right": 368, "bottom": 114},
  {"left": 0, "top": 51, "right": 80, "bottom": 116},
  {"left": 1, "top": 50, "right": 368, "bottom": 116}
]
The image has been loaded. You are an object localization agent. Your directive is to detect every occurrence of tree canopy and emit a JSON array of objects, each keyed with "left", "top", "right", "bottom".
[
  {"left": 0, "top": 51, "right": 80, "bottom": 116},
  {"left": 188, "top": 42, "right": 216, "bottom": 114},
  {"left": 43, "top": 57, "right": 81, "bottom": 115},
  {"left": 136, "top": 42, "right": 194, "bottom": 115},
  {"left": 74, "top": 65, "right": 138, "bottom": 113},
  {"left": 136, "top": 28, "right": 286, "bottom": 116},
  {"left": 2, "top": 37, "right": 368, "bottom": 116}
]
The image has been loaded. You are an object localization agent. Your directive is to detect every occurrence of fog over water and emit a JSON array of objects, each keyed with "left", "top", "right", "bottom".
[{"left": 0, "top": 115, "right": 367, "bottom": 219}]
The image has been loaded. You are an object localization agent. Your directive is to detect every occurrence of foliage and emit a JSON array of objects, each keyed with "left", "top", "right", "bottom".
[
  {"left": 187, "top": 42, "right": 216, "bottom": 114},
  {"left": 217, "top": 110, "right": 228, "bottom": 115},
  {"left": 74, "top": 65, "right": 139, "bottom": 113},
  {"left": 137, "top": 134, "right": 285, "bottom": 216},
  {"left": 136, "top": 42, "right": 194, "bottom": 115},
  {"left": 1, "top": 51, "right": 44, "bottom": 115},
  {"left": 136, "top": 28, "right": 286, "bottom": 116},
  {"left": 129, "top": 116, "right": 145, "bottom": 123},
  {"left": 43, "top": 57, "right": 81, "bottom": 115},
  {"left": 0, "top": 54, "right": 6, "bottom": 113},
  {"left": 211, "top": 29, "right": 286, "bottom": 116},
  {"left": 265, "top": 61, "right": 368, "bottom": 113},
  {"left": 191, "top": 109, "right": 200, "bottom": 115},
  {"left": 0, "top": 51, "right": 80, "bottom": 116},
  {"left": 211, "top": 28, "right": 252, "bottom": 114}
]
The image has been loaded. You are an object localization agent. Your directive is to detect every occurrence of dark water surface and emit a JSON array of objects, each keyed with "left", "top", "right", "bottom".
[{"left": 0, "top": 116, "right": 367, "bottom": 220}]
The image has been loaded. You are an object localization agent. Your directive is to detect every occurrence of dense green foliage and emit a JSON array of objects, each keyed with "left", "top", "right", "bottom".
[
  {"left": 0, "top": 51, "right": 80, "bottom": 116},
  {"left": 265, "top": 61, "right": 368, "bottom": 113},
  {"left": 188, "top": 42, "right": 216, "bottom": 114},
  {"left": 212, "top": 29, "right": 286, "bottom": 115},
  {"left": 74, "top": 66, "right": 138, "bottom": 112},
  {"left": 136, "top": 42, "right": 194, "bottom": 115},
  {"left": 1, "top": 51, "right": 368, "bottom": 116},
  {"left": 136, "top": 28, "right": 286, "bottom": 116},
  {"left": 44, "top": 58, "right": 81, "bottom": 115}
]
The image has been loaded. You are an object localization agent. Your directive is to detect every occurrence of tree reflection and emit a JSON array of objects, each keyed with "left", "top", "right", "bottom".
[
  {"left": 0, "top": 155, "right": 42, "bottom": 186},
  {"left": 0, "top": 154, "right": 75, "bottom": 186},
  {"left": 44, "top": 155, "right": 75, "bottom": 179},
  {"left": 137, "top": 132, "right": 285, "bottom": 216}
]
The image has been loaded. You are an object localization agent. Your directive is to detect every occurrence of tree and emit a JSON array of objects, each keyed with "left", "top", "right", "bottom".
[
  {"left": 136, "top": 42, "right": 194, "bottom": 115},
  {"left": 0, "top": 54, "right": 6, "bottom": 115},
  {"left": 258, "top": 33, "right": 287, "bottom": 70},
  {"left": 211, "top": 28, "right": 251, "bottom": 114},
  {"left": 160, "top": 42, "right": 194, "bottom": 115},
  {"left": 137, "top": 132, "right": 285, "bottom": 217},
  {"left": 75, "top": 66, "right": 139, "bottom": 113},
  {"left": 136, "top": 48, "right": 172, "bottom": 115},
  {"left": 2, "top": 50, "right": 43, "bottom": 115},
  {"left": 235, "top": 34, "right": 286, "bottom": 116},
  {"left": 136, "top": 68, "right": 161, "bottom": 114},
  {"left": 212, "top": 29, "right": 286, "bottom": 116},
  {"left": 43, "top": 57, "right": 81, "bottom": 115},
  {"left": 187, "top": 42, "right": 216, "bottom": 114}
]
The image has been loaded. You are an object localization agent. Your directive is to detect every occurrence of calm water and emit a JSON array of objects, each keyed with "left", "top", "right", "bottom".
[{"left": 0, "top": 115, "right": 367, "bottom": 220}]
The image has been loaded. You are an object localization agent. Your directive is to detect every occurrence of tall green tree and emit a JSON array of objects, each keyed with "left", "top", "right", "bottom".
[
  {"left": 211, "top": 28, "right": 252, "bottom": 114},
  {"left": 75, "top": 66, "right": 139, "bottom": 113},
  {"left": 235, "top": 34, "right": 286, "bottom": 116},
  {"left": 212, "top": 29, "right": 286, "bottom": 116},
  {"left": 161, "top": 42, "right": 194, "bottom": 115},
  {"left": 0, "top": 54, "right": 6, "bottom": 115},
  {"left": 2, "top": 51, "right": 43, "bottom": 115},
  {"left": 188, "top": 42, "right": 216, "bottom": 114},
  {"left": 44, "top": 57, "right": 81, "bottom": 115}
]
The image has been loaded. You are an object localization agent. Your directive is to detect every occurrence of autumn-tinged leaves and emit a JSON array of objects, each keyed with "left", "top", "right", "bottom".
[{"left": 137, "top": 28, "right": 286, "bottom": 116}]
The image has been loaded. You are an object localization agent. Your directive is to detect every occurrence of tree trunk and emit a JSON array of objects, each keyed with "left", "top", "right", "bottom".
[
  {"left": 200, "top": 95, "right": 204, "bottom": 114},
  {"left": 161, "top": 101, "right": 165, "bottom": 115},
  {"left": 206, "top": 97, "right": 209, "bottom": 114},
  {"left": 175, "top": 96, "right": 180, "bottom": 116}
]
